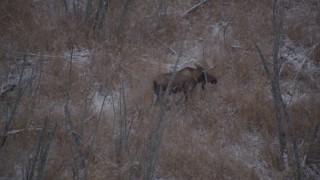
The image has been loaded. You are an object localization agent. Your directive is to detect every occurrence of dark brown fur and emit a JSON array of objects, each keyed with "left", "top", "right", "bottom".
[{"left": 153, "top": 64, "right": 217, "bottom": 101}]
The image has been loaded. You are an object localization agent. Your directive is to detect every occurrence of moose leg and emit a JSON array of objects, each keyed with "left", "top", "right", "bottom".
[
  {"left": 183, "top": 85, "right": 192, "bottom": 101},
  {"left": 156, "top": 85, "right": 164, "bottom": 102},
  {"left": 183, "top": 89, "right": 189, "bottom": 101},
  {"left": 182, "top": 82, "right": 194, "bottom": 101}
]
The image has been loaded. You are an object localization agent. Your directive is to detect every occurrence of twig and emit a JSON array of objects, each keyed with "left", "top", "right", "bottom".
[
  {"left": 27, "top": 105, "right": 54, "bottom": 180},
  {"left": 223, "top": 15, "right": 236, "bottom": 58},
  {"left": 181, "top": 0, "right": 208, "bottom": 18},
  {"left": 37, "top": 121, "right": 58, "bottom": 180},
  {"left": 253, "top": 41, "right": 273, "bottom": 80},
  {"left": 303, "top": 119, "right": 320, "bottom": 167},
  {"left": 288, "top": 57, "right": 307, "bottom": 108},
  {"left": 84, "top": 114, "right": 96, "bottom": 124}
]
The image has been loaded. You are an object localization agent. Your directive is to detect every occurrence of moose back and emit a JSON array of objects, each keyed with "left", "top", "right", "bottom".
[{"left": 153, "top": 64, "right": 217, "bottom": 101}]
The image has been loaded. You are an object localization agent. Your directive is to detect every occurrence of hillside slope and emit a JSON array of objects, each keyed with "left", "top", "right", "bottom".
[{"left": 0, "top": 0, "right": 319, "bottom": 179}]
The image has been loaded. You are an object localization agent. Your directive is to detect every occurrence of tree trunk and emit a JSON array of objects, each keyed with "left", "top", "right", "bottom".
[
  {"left": 85, "top": 0, "right": 93, "bottom": 25},
  {"left": 94, "top": 0, "right": 109, "bottom": 35}
]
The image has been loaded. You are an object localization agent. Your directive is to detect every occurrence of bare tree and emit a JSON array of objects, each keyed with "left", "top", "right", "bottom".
[
  {"left": 115, "top": 0, "right": 134, "bottom": 36},
  {"left": 254, "top": 0, "right": 301, "bottom": 179},
  {"left": 154, "top": 0, "right": 167, "bottom": 29},
  {"left": 84, "top": 52, "right": 129, "bottom": 178},
  {"left": 120, "top": 81, "right": 129, "bottom": 155},
  {"left": 85, "top": 0, "right": 93, "bottom": 25},
  {"left": 27, "top": 106, "right": 56, "bottom": 180},
  {"left": 144, "top": 31, "right": 187, "bottom": 180},
  {"left": 143, "top": 60, "right": 179, "bottom": 180},
  {"left": 62, "top": 0, "right": 69, "bottom": 17},
  {"left": 27, "top": 54, "right": 44, "bottom": 126},
  {"left": 63, "top": 47, "right": 87, "bottom": 179},
  {"left": 94, "top": 0, "right": 109, "bottom": 35}
]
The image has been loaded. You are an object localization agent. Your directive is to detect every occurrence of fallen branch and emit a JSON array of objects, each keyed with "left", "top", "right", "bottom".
[
  {"left": 14, "top": 51, "right": 64, "bottom": 58},
  {"left": 1, "top": 127, "right": 42, "bottom": 136}
]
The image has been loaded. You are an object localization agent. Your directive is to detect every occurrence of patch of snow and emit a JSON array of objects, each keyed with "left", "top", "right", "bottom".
[
  {"left": 228, "top": 131, "right": 272, "bottom": 180},
  {"left": 281, "top": 39, "right": 317, "bottom": 73},
  {"left": 281, "top": 83, "right": 308, "bottom": 105},
  {"left": 64, "top": 48, "right": 90, "bottom": 66},
  {"left": 1, "top": 58, "right": 35, "bottom": 96},
  {"left": 211, "top": 21, "right": 228, "bottom": 43},
  {"left": 230, "top": 40, "right": 241, "bottom": 48},
  {"left": 166, "top": 40, "right": 203, "bottom": 70},
  {"left": 92, "top": 91, "right": 120, "bottom": 118},
  {"left": 280, "top": 38, "right": 319, "bottom": 105},
  {"left": 211, "top": 22, "right": 228, "bottom": 39},
  {"left": 305, "top": 164, "right": 320, "bottom": 179},
  {"left": 1, "top": 49, "right": 90, "bottom": 97},
  {"left": 165, "top": 39, "right": 213, "bottom": 71}
]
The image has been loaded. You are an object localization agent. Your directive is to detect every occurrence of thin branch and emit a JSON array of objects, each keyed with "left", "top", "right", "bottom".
[
  {"left": 36, "top": 121, "right": 58, "bottom": 180},
  {"left": 111, "top": 92, "right": 117, "bottom": 164},
  {"left": 288, "top": 57, "right": 307, "bottom": 108},
  {"left": 28, "top": 53, "right": 44, "bottom": 126},
  {"left": 27, "top": 105, "right": 54, "bottom": 180},
  {"left": 120, "top": 80, "right": 128, "bottom": 153},
  {"left": 84, "top": 114, "right": 96, "bottom": 124},
  {"left": 303, "top": 119, "right": 320, "bottom": 166},
  {"left": 223, "top": 14, "right": 236, "bottom": 58},
  {"left": 273, "top": 1, "right": 301, "bottom": 178},
  {"left": 253, "top": 41, "right": 273, "bottom": 81},
  {"left": 70, "top": 130, "right": 91, "bottom": 148},
  {"left": 181, "top": 0, "right": 208, "bottom": 18}
]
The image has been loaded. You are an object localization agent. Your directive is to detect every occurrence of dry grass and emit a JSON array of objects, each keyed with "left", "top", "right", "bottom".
[{"left": 0, "top": 0, "right": 319, "bottom": 179}]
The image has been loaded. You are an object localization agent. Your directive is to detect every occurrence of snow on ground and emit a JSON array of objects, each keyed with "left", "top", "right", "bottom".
[
  {"left": 92, "top": 91, "right": 120, "bottom": 118},
  {"left": 280, "top": 38, "right": 319, "bottom": 105},
  {"left": 0, "top": 49, "right": 121, "bottom": 120},
  {"left": 64, "top": 48, "right": 121, "bottom": 117},
  {"left": 64, "top": 48, "right": 90, "bottom": 67},
  {"left": 0, "top": 56, "right": 35, "bottom": 96},
  {"left": 239, "top": 132, "right": 272, "bottom": 179},
  {"left": 142, "top": 21, "right": 228, "bottom": 73},
  {"left": 281, "top": 39, "right": 309, "bottom": 71}
]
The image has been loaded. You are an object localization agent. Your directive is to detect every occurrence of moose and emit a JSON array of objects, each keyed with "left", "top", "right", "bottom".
[{"left": 153, "top": 64, "right": 217, "bottom": 101}]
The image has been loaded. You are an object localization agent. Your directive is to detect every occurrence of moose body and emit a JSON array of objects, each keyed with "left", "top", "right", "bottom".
[{"left": 153, "top": 64, "right": 217, "bottom": 101}]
